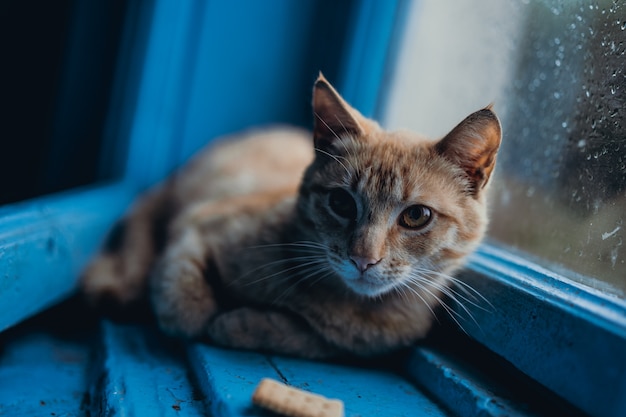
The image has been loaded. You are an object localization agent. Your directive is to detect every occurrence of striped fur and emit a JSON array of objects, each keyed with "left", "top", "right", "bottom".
[{"left": 81, "top": 74, "right": 501, "bottom": 358}]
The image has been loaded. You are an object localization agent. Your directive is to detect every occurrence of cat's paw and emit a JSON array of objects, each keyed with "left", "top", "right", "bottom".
[
  {"left": 207, "top": 308, "right": 340, "bottom": 358},
  {"left": 81, "top": 254, "right": 146, "bottom": 315},
  {"left": 150, "top": 229, "right": 218, "bottom": 338}
]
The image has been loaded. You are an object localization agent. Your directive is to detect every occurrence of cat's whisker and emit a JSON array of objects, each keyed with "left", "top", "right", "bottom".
[
  {"left": 403, "top": 274, "right": 471, "bottom": 333},
  {"left": 441, "top": 275, "right": 494, "bottom": 310},
  {"left": 272, "top": 266, "right": 334, "bottom": 306},
  {"left": 248, "top": 241, "right": 331, "bottom": 251},
  {"left": 233, "top": 256, "right": 327, "bottom": 286},
  {"left": 246, "top": 242, "right": 330, "bottom": 256},
  {"left": 314, "top": 111, "right": 344, "bottom": 144},
  {"left": 235, "top": 255, "right": 321, "bottom": 278},
  {"left": 405, "top": 274, "right": 479, "bottom": 334},
  {"left": 412, "top": 267, "right": 494, "bottom": 312},
  {"left": 323, "top": 116, "right": 359, "bottom": 174},
  {"left": 397, "top": 280, "right": 440, "bottom": 323},
  {"left": 419, "top": 274, "right": 488, "bottom": 315},
  {"left": 245, "top": 258, "right": 328, "bottom": 286},
  {"left": 313, "top": 147, "right": 352, "bottom": 177},
  {"left": 234, "top": 242, "right": 328, "bottom": 279}
]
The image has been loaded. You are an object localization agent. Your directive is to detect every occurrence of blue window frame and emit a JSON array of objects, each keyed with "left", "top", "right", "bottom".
[{"left": 1, "top": 1, "right": 624, "bottom": 416}]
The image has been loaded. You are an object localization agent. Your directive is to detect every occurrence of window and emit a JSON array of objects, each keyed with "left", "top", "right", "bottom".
[{"left": 386, "top": 1, "right": 626, "bottom": 416}]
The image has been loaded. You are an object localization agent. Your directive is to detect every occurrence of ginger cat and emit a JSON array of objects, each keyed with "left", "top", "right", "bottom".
[{"left": 81, "top": 74, "right": 501, "bottom": 358}]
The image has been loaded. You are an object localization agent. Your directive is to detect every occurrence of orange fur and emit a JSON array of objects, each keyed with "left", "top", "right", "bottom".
[{"left": 81, "top": 74, "right": 501, "bottom": 358}]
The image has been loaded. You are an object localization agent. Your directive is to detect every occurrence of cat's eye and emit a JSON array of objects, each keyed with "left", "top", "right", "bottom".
[
  {"left": 399, "top": 205, "right": 432, "bottom": 229},
  {"left": 327, "top": 188, "right": 357, "bottom": 220}
]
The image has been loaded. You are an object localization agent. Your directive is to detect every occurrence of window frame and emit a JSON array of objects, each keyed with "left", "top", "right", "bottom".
[{"left": 452, "top": 243, "right": 626, "bottom": 417}]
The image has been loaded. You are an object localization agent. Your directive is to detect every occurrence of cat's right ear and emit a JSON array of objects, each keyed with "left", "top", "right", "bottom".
[
  {"left": 435, "top": 107, "right": 502, "bottom": 195},
  {"left": 312, "top": 73, "right": 364, "bottom": 151}
]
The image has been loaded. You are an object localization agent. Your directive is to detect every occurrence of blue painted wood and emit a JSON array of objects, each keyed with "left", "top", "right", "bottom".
[
  {"left": 188, "top": 344, "right": 450, "bottom": 417},
  {"left": 93, "top": 321, "right": 206, "bottom": 416},
  {"left": 0, "top": 182, "right": 137, "bottom": 333},
  {"left": 337, "top": 0, "right": 411, "bottom": 118},
  {"left": 456, "top": 243, "right": 626, "bottom": 417},
  {"left": 124, "top": 0, "right": 204, "bottom": 188},
  {"left": 99, "top": 0, "right": 156, "bottom": 181},
  {"left": 123, "top": 0, "right": 332, "bottom": 189},
  {"left": 409, "top": 347, "right": 541, "bottom": 417},
  {"left": 174, "top": 0, "right": 320, "bottom": 166},
  {"left": 271, "top": 355, "right": 449, "bottom": 417},
  {"left": 188, "top": 345, "right": 283, "bottom": 417},
  {"left": 0, "top": 326, "right": 92, "bottom": 416}
]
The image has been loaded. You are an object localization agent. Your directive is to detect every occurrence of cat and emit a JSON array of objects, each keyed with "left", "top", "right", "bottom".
[{"left": 81, "top": 73, "right": 502, "bottom": 359}]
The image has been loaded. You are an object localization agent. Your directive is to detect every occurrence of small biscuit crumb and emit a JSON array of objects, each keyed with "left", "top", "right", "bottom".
[{"left": 252, "top": 378, "right": 344, "bottom": 417}]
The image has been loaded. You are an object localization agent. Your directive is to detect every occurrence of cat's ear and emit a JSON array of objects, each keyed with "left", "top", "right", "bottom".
[
  {"left": 312, "top": 73, "right": 364, "bottom": 151},
  {"left": 435, "top": 107, "right": 502, "bottom": 195}
]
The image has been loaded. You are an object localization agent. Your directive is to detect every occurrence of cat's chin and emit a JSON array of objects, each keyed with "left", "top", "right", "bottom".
[
  {"left": 344, "top": 280, "right": 396, "bottom": 298},
  {"left": 330, "top": 261, "right": 397, "bottom": 297},
  {"left": 339, "top": 274, "right": 398, "bottom": 298}
]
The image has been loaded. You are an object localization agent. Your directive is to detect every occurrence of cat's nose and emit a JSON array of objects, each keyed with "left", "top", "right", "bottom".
[{"left": 350, "top": 256, "right": 382, "bottom": 273}]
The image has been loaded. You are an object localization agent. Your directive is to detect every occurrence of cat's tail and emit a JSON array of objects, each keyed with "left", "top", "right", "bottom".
[{"left": 80, "top": 184, "right": 173, "bottom": 320}]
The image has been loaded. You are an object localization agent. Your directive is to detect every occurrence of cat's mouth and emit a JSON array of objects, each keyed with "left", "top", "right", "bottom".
[
  {"left": 332, "top": 263, "right": 397, "bottom": 297},
  {"left": 327, "top": 256, "right": 399, "bottom": 297},
  {"left": 342, "top": 276, "right": 397, "bottom": 297}
]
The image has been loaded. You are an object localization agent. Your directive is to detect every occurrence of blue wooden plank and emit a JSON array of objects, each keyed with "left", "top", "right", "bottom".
[
  {"left": 271, "top": 355, "right": 449, "bottom": 417},
  {"left": 408, "top": 347, "right": 540, "bottom": 417},
  {"left": 0, "top": 182, "right": 136, "bottom": 333},
  {"left": 187, "top": 344, "right": 283, "bottom": 417},
  {"left": 0, "top": 328, "right": 91, "bottom": 416},
  {"left": 188, "top": 344, "right": 451, "bottom": 417},
  {"left": 94, "top": 321, "right": 206, "bottom": 417},
  {"left": 458, "top": 244, "right": 626, "bottom": 417}
]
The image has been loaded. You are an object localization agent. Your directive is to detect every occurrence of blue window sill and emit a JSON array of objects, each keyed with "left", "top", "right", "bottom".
[
  {"left": 0, "top": 297, "right": 590, "bottom": 417},
  {"left": 0, "top": 182, "right": 137, "bottom": 334},
  {"left": 0, "top": 304, "right": 449, "bottom": 417}
]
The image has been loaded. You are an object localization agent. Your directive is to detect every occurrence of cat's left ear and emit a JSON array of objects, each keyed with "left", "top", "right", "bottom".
[
  {"left": 312, "top": 73, "right": 364, "bottom": 151},
  {"left": 435, "top": 107, "right": 502, "bottom": 195}
]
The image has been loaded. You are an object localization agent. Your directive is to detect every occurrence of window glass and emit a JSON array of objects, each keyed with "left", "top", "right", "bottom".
[{"left": 385, "top": 0, "right": 625, "bottom": 297}]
